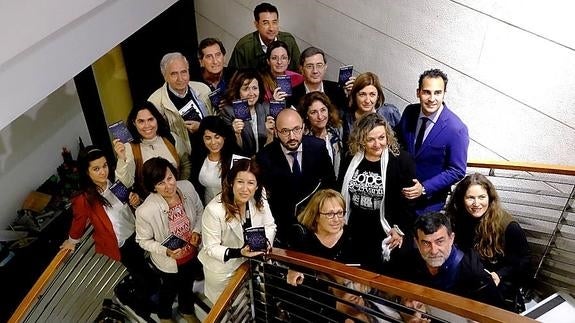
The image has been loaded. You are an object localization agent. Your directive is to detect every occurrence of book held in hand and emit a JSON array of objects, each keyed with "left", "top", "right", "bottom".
[
  {"left": 269, "top": 100, "right": 286, "bottom": 119},
  {"left": 338, "top": 65, "right": 354, "bottom": 87},
  {"left": 244, "top": 226, "right": 268, "bottom": 252},
  {"left": 161, "top": 234, "right": 188, "bottom": 250},
  {"left": 208, "top": 88, "right": 223, "bottom": 108},
  {"left": 276, "top": 75, "right": 292, "bottom": 96},
  {"left": 109, "top": 180, "right": 130, "bottom": 204},
  {"left": 232, "top": 99, "right": 251, "bottom": 121},
  {"left": 178, "top": 100, "right": 200, "bottom": 121},
  {"left": 108, "top": 120, "right": 133, "bottom": 143}
]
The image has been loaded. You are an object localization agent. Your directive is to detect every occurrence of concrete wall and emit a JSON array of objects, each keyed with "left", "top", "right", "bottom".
[{"left": 195, "top": 0, "right": 575, "bottom": 166}]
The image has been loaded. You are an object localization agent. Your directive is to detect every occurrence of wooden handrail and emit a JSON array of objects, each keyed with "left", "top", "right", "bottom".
[
  {"left": 269, "top": 248, "right": 536, "bottom": 323},
  {"left": 8, "top": 248, "right": 71, "bottom": 323},
  {"left": 468, "top": 160, "right": 575, "bottom": 176},
  {"left": 204, "top": 262, "right": 250, "bottom": 323}
]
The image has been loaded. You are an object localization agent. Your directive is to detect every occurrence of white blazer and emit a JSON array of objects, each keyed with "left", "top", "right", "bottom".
[
  {"left": 198, "top": 194, "right": 276, "bottom": 275},
  {"left": 135, "top": 180, "right": 203, "bottom": 273}
]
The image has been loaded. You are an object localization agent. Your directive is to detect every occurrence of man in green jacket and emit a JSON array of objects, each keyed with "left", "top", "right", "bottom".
[{"left": 229, "top": 2, "right": 300, "bottom": 71}]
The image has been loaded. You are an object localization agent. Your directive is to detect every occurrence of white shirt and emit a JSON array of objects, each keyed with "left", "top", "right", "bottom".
[
  {"left": 101, "top": 180, "right": 135, "bottom": 247},
  {"left": 280, "top": 143, "right": 303, "bottom": 173},
  {"left": 198, "top": 157, "right": 222, "bottom": 204}
]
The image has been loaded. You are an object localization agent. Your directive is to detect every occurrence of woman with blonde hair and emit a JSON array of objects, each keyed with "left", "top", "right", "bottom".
[
  {"left": 447, "top": 173, "right": 531, "bottom": 312},
  {"left": 339, "top": 113, "right": 415, "bottom": 273}
]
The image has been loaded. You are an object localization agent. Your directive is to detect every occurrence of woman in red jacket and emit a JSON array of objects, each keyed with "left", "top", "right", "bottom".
[{"left": 60, "top": 146, "right": 157, "bottom": 314}]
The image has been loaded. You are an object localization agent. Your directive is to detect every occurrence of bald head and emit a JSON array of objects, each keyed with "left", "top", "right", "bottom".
[{"left": 275, "top": 108, "right": 304, "bottom": 151}]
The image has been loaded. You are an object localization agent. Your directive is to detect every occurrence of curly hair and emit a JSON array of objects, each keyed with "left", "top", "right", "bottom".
[
  {"left": 348, "top": 72, "right": 385, "bottom": 111},
  {"left": 446, "top": 173, "right": 512, "bottom": 260},
  {"left": 221, "top": 158, "right": 265, "bottom": 222},
  {"left": 297, "top": 91, "right": 342, "bottom": 131},
  {"left": 347, "top": 113, "right": 400, "bottom": 157},
  {"left": 297, "top": 189, "right": 345, "bottom": 232}
]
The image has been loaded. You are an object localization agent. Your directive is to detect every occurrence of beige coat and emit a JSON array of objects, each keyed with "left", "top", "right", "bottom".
[
  {"left": 135, "top": 180, "right": 203, "bottom": 273},
  {"left": 148, "top": 81, "right": 213, "bottom": 154}
]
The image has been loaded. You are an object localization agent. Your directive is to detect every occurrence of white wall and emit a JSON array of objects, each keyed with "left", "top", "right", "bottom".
[
  {"left": 0, "top": 0, "right": 178, "bottom": 131},
  {"left": 195, "top": 0, "right": 575, "bottom": 166},
  {"left": 0, "top": 82, "right": 90, "bottom": 229}
]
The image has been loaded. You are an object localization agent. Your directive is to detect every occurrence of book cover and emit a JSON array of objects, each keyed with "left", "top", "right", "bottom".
[
  {"left": 161, "top": 234, "right": 188, "bottom": 250},
  {"left": 108, "top": 120, "right": 134, "bottom": 143},
  {"left": 244, "top": 226, "right": 268, "bottom": 252},
  {"left": 109, "top": 180, "right": 130, "bottom": 204},
  {"left": 232, "top": 99, "right": 251, "bottom": 121},
  {"left": 338, "top": 65, "right": 354, "bottom": 86},
  {"left": 269, "top": 100, "right": 286, "bottom": 119},
  {"left": 208, "top": 88, "right": 223, "bottom": 108},
  {"left": 178, "top": 100, "right": 200, "bottom": 121},
  {"left": 276, "top": 75, "right": 292, "bottom": 96}
]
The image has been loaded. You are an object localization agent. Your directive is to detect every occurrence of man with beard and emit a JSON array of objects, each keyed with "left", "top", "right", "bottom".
[
  {"left": 256, "top": 108, "right": 335, "bottom": 244},
  {"left": 396, "top": 69, "right": 469, "bottom": 216},
  {"left": 399, "top": 212, "right": 503, "bottom": 307}
]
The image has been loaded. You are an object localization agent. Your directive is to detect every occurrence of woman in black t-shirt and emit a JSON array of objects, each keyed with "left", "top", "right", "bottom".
[{"left": 339, "top": 113, "right": 416, "bottom": 273}]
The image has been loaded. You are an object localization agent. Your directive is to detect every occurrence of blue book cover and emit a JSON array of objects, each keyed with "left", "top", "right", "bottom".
[
  {"left": 108, "top": 120, "right": 134, "bottom": 143},
  {"left": 232, "top": 99, "right": 251, "bottom": 121},
  {"left": 276, "top": 75, "right": 292, "bottom": 96},
  {"left": 338, "top": 65, "right": 353, "bottom": 86},
  {"left": 244, "top": 226, "right": 267, "bottom": 252},
  {"left": 178, "top": 100, "right": 200, "bottom": 121},
  {"left": 161, "top": 234, "right": 188, "bottom": 250},
  {"left": 109, "top": 180, "right": 130, "bottom": 204},
  {"left": 208, "top": 88, "right": 223, "bottom": 108},
  {"left": 269, "top": 100, "right": 286, "bottom": 119}
]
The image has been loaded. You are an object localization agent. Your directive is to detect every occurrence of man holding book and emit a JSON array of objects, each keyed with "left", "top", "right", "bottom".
[
  {"left": 228, "top": 2, "right": 300, "bottom": 71},
  {"left": 148, "top": 52, "right": 213, "bottom": 154}
]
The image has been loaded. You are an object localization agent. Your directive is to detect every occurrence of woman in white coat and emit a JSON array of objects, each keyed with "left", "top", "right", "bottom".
[
  {"left": 135, "top": 157, "right": 203, "bottom": 323},
  {"left": 198, "top": 158, "right": 276, "bottom": 304}
]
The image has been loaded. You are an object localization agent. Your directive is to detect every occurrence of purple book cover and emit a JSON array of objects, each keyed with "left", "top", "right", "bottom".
[
  {"left": 108, "top": 120, "right": 134, "bottom": 143},
  {"left": 109, "top": 180, "right": 130, "bottom": 204},
  {"left": 269, "top": 100, "right": 286, "bottom": 119},
  {"left": 244, "top": 226, "right": 267, "bottom": 251},
  {"left": 208, "top": 88, "right": 223, "bottom": 108},
  {"left": 338, "top": 65, "right": 353, "bottom": 86},
  {"left": 276, "top": 75, "right": 292, "bottom": 96},
  {"left": 233, "top": 99, "right": 251, "bottom": 121},
  {"left": 161, "top": 234, "right": 188, "bottom": 250}
]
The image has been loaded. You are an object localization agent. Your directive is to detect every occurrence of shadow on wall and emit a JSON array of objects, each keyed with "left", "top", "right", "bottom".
[{"left": 0, "top": 82, "right": 83, "bottom": 176}]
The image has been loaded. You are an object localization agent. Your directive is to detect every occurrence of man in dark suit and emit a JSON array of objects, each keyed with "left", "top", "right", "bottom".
[
  {"left": 256, "top": 108, "right": 336, "bottom": 244},
  {"left": 287, "top": 47, "right": 348, "bottom": 114},
  {"left": 396, "top": 69, "right": 469, "bottom": 215}
]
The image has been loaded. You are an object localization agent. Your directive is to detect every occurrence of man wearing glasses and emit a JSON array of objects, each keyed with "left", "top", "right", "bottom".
[
  {"left": 287, "top": 47, "right": 348, "bottom": 113},
  {"left": 257, "top": 108, "right": 336, "bottom": 245}
]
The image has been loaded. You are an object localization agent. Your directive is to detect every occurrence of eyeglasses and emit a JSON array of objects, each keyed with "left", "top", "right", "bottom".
[
  {"left": 303, "top": 63, "right": 325, "bottom": 71},
  {"left": 276, "top": 125, "right": 303, "bottom": 136},
  {"left": 320, "top": 210, "right": 345, "bottom": 219}
]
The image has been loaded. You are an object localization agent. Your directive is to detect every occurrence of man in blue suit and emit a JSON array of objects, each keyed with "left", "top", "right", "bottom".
[{"left": 396, "top": 69, "right": 469, "bottom": 215}]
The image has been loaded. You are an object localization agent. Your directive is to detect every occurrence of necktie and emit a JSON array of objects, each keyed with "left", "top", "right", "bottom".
[
  {"left": 415, "top": 117, "right": 429, "bottom": 152},
  {"left": 289, "top": 151, "right": 301, "bottom": 176}
]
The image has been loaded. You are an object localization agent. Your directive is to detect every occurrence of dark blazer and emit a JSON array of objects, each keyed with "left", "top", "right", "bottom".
[
  {"left": 396, "top": 103, "right": 469, "bottom": 214},
  {"left": 256, "top": 136, "right": 336, "bottom": 242},
  {"left": 288, "top": 80, "right": 347, "bottom": 113},
  {"left": 221, "top": 102, "right": 270, "bottom": 157}
]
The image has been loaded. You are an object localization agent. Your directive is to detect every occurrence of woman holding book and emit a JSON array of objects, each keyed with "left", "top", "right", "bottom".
[
  {"left": 60, "top": 146, "right": 157, "bottom": 315},
  {"left": 220, "top": 69, "right": 275, "bottom": 157},
  {"left": 198, "top": 158, "right": 276, "bottom": 304},
  {"left": 261, "top": 40, "right": 304, "bottom": 102},
  {"left": 339, "top": 113, "right": 416, "bottom": 273},
  {"left": 297, "top": 91, "right": 344, "bottom": 178},
  {"left": 114, "top": 101, "right": 191, "bottom": 197},
  {"left": 342, "top": 72, "right": 401, "bottom": 146},
  {"left": 190, "top": 116, "right": 239, "bottom": 205},
  {"left": 446, "top": 173, "right": 531, "bottom": 312},
  {"left": 135, "top": 157, "right": 204, "bottom": 323}
]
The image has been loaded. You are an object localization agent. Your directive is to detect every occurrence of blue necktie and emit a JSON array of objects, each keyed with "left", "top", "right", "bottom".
[
  {"left": 289, "top": 151, "right": 301, "bottom": 176},
  {"left": 415, "top": 117, "right": 429, "bottom": 152}
]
